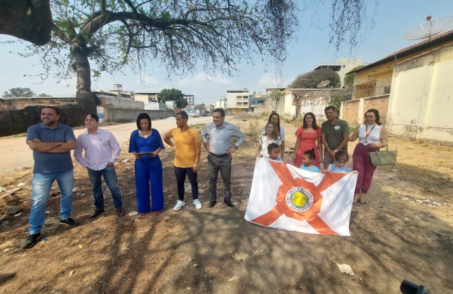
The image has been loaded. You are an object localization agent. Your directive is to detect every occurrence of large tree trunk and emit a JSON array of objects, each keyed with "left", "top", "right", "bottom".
[
  {"left": 71, "top": 38, "right": 99, "bottom": 113},
  {"left": 0, "top": 0, "right": 52, "bottom": 45}
]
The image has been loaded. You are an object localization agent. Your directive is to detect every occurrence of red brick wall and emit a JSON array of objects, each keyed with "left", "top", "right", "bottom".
[
  {"left": 342, "top": 100, "right": 360, "bottom": 125},
  {"left": 342, "top": 95, "right": 389, "bottom": 125},
  {"left": 363, "top": 96, "right": 389, "bottom": 125}
]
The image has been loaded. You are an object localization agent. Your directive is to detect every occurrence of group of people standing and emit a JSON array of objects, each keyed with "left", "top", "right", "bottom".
[
  {"left": 22, "top": 104, "right": 386, "bottom": 249},
  {"left": 256, "top": 106, "right": 388, "bottom": 204},
  {"left": 22, "top": 107, "right": 243, "bottom": 249}
]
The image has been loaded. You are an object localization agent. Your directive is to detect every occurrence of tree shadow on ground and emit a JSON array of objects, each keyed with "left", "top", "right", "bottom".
[{"left": 0, "top": 148, "right": 452, "bottom": 293}]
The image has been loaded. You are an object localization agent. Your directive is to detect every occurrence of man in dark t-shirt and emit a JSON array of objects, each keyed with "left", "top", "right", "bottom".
[
  {"left": 321, "top": 106, "right": 350, "bottom": 168},
  {"left": 22, "top": 107, "right": 78, "bottom": 249}
]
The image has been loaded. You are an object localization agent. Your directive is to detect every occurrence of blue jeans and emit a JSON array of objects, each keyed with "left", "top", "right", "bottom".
[
  {"left": 29, "top": 170, "right": 74, "bottom": 234},
  {"left": 87, "top": 166, "right": 123, "bottom": 210}
]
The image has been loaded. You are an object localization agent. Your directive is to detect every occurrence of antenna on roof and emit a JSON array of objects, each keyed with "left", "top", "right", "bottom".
[
  {"left": 317, "top": 80, "right": 330, "bottom": 88},
  {"left": 404, "top": 15, "right": 453, "bottom": 42}
]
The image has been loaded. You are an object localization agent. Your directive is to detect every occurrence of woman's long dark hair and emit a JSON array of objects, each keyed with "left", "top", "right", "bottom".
[
  {"left": 364, "top": 109, "right": 381, "bottom": 125},
  {"left": 302, "top": 112, "right": 319, "bottom": 130},
  {"left": 268, "top": 112, "right": 280, "bottom": 131},
  {"left": 136, "top": 113, "right": 152, "bottom": 130}
]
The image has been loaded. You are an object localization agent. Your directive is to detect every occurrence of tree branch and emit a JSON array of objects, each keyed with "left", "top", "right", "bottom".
[{"left": 101, "top": 0, "right": 106, "bottom": 14}]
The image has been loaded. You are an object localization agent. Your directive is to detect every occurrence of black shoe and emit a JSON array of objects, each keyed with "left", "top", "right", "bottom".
[
  {"left": 22, "top": 233, "right": 42, "bottom": 249},
  {"left": 209, "top": 201, "right": 216, "bottom": 208},
  {"left": 224, "top": 199, "right": 235, "bottom": 207},
  {"left": 60, "top": 218, "right": 78, "bottom": 226}
]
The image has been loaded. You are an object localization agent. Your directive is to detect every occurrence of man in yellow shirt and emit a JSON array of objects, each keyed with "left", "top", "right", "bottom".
[{"left": 163, "top": 111, "right": 202, "bottom": 210}]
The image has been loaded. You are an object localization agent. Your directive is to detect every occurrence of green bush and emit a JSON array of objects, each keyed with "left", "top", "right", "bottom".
[
  {"left": 245, "top": 119, "right": 260, "bottom": 142},
  {"left": 259, "top": 112, "right": 269, "bottom": 119}
]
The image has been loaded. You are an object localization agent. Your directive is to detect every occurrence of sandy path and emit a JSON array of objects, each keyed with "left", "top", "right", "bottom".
[{"left": 0, "top": 116, "right": 213, "bottom": 176}]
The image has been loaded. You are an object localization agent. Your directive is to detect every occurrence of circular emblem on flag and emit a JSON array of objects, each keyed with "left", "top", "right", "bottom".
[{"left": 285, "top": 187, "right": 314, "bottom": 212}]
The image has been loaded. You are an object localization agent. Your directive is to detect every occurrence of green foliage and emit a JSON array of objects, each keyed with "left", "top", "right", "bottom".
[
  {"left": 330, "top": 94, "right": 343, "bottom": 115},
  {"left": 158, "top": 88, "right": 188, "bottom": 108},
  {"left": 189, "top": 123, "right": 206, "bottom": 130},
  {"left": 289, "top": 69, "right": 341, "bottom": 88},
  {"left": 283, "top": 118, "right": 291, "bottom": 124},
  {"left": 38, "top": 93, "right": 52, "bottom": 97},
  {"left": 3, "top": 87, "right": 35, "bottom": 98},
  {"left": 18, "top": 0, "right": 299, "bottom": 100},
  {"left": 259, "top": 112, "right": 270, "bottom": 119},
  {"left": 245, "top": 119, "right": 260, "bottom": 142},
  {"left": 269, "top": 89, "right": 284, "bottom": 101},
  {"left": 344, "top": 66, "right": 363, "bottom": 89}
]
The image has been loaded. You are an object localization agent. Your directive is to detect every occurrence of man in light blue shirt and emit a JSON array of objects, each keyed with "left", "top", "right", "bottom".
[{"left": 201, "top": 108, "right": 244, "bottom": 208}]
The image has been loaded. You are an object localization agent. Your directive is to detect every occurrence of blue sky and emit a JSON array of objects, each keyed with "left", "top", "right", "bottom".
[{"left": 0, "top": 0, "right": 451, "bottom": 104}]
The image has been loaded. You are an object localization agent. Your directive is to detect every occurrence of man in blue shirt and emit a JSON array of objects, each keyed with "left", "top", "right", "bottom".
[
  {"left": 201, "top": 108, "right": 244, "bottom": 208},
  {"left": 22, "top": 106, "right": 78, "bottom": 249}
]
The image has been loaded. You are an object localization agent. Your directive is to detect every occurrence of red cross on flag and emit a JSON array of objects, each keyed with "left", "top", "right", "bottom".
[{"left": 245, "top": 158, "right": 357, "bottom": 236}]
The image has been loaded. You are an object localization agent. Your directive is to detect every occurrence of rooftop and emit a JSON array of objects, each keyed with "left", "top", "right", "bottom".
[{"left": 347, "top": 29, "right": 453, "bottom": 74}]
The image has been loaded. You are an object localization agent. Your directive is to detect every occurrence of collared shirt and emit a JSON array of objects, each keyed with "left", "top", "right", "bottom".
[
  {"left": 74, "top": 128, "right": 121, "bottom": 171},
  {"left": 321, "top": 119, "right": 350, "bottom": 151},
  {"left": 26, "top": 122, "right": 76, "bottom": 174},
  {"left": 201, "top": 121, "right": 245, "bottom": 155}
]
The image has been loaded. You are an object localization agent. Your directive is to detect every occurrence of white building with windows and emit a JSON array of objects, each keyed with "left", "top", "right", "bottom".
[
  {"left": 183, "top": 94, "right": 195, "bottom": 105},
  {"left": 226, "top": 89, "right": 249, "bottom": 114}
]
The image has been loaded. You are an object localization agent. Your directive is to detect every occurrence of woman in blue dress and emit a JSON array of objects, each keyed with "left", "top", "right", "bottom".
[{"left": 129, "top": 113, "right": 165, "bottom": 215}]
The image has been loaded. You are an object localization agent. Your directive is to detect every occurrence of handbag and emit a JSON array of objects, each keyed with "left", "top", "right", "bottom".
[{"left": 368, "top": 146, "right": 397, "bottom": 166}]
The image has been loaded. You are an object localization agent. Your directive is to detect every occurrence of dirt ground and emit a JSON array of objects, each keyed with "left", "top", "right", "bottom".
[{"left": 0, "top": 114, "right": 452, "bottom": 294}]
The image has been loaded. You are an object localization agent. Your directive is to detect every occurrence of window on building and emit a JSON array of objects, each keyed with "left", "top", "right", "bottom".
[
  {"left": 354, "top": 80, "right": 377, "bottom": 99},
  {"left": 384, "top": 86, "right": 391, "bottom": 94}
]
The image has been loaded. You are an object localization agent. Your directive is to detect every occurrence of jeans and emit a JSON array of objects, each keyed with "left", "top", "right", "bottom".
[
  {"left": 29, "top": 170, "right": 74, "bottom": 235},
  {"left": 174, "top": 166, "right": 198, "bottom": 201},
  {"left": 208, "top": 154, "right": 232, "bottom": 201},
  {"left": 87, "top": 165, "right": 123, "bottom": 210}
]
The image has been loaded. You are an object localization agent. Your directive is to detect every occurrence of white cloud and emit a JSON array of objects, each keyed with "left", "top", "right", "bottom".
[
  {"left": 257, "top": 73, "right": 295, "bottom": 90},
  {"left": 178, "top": 73, "right": 233, "bottom": 87},
  {"left": 257, "top": 73, "right": 283, "bottom": 88},
  {"left": 135, "top": 75, "right": 159, "bottom": 86}
]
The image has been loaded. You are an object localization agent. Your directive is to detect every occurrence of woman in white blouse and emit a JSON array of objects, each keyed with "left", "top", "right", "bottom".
[
  {"left": 349, "top": 109, "right": 388, "bottom": 204},
  {"left": 256, "top": 122, "right": 281, "bottom": 158},
  {"left": 261, "top": 113, "right": 285, "bottom": 160}
]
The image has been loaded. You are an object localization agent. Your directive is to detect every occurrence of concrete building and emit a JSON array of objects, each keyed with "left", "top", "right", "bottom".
[
  {"left": 313, "top": 58, "right": 364, "bottom": 87},
  {"left": 183, "top": 94, "right": 195, "bottom": 105},
  {"left": 135, "top": 92, "right": 158, "bottom": 103},
  {"left": 214, "top": 99, "right": 226, "bottom": 109},
  {"left": 249, "top": 95, "right": 267, "bottom": 112},
  {"left": 92, "top": 88, "right": 134, "bottom": 100},
  {"left": 165, "top": 101, "right": 176, "bottom": 110},
  {"left": 144, "top": 102, "right": 167, "bottom": 110},
  {"left": 226, "top": 89, "right": 249, "bottom": 114},
  {"left": 342, "top": 29, "right": 453, "bottom": 143}
]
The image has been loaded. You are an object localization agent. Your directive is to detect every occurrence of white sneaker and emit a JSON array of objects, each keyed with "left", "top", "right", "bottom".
[
  {"left": 173, "top": 200, "right": 185, "bottom": 211},
  {"left": 193, "top": 199, "right": 202, "bottom": 209}
]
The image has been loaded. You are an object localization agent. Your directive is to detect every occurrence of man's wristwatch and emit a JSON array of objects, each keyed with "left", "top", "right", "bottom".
[{"left": 234, "top": 145, "right": 239, "bottom": 149}]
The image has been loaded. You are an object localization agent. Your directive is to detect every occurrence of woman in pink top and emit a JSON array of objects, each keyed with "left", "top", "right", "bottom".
[{"left": 292, "top": 112, "right": 322, "bottom": 168}]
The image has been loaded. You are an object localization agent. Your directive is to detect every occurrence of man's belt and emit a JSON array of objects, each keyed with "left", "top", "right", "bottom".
[{"left": 210, "top": 153, "right": 228, "bottom": 157}]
